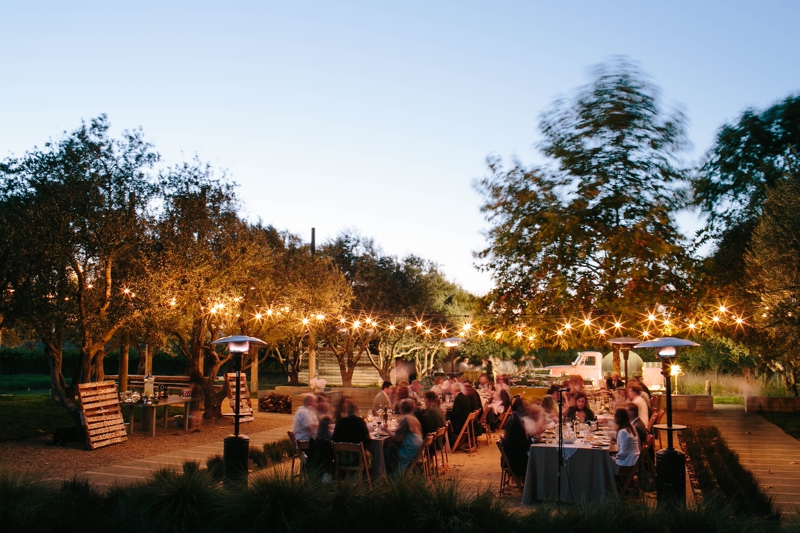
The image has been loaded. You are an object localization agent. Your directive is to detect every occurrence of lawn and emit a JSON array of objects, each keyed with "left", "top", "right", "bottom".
[
  {"left": 0, "top": 394, "right": 75, "bottom": 442},
  {"left": 760, "top": 412, "right": 800, "bottom": 440}
]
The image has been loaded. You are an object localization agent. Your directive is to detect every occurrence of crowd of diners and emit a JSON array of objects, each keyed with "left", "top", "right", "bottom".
[
  {"left": 501, "top": 372, "right": 654, "bottom": 479},
  {"left": 292, "top": 370, "right": 653, "bottom": 482}
]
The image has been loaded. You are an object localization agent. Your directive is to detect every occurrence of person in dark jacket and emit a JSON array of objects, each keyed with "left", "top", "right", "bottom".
[
  {"left": 500, "top": 397, "right": 529, "bottom": 477},
  {"left": 449, "top": 382, "right": 472, "bottom": 441}
]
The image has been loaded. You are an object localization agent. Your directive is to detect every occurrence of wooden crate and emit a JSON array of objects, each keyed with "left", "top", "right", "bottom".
[
  {"left": 78, "top": 381, "right": 128, "bottom": 450},
  {"left": 224, "top": 373, "right": 254, "bottom": 423}
]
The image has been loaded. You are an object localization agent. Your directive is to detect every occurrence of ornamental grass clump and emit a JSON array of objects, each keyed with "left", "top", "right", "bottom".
[
  {"left": 119, "top": 467, "right": 219, "bottom": 533},
  {"left": 214, "top": 469, "right": 327, "bottom": 533},
  {"left": 0, "top": 472, "right": 54, "bottom": 531}
]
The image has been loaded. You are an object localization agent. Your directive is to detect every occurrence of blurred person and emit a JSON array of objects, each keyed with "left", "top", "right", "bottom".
[
  {"left": 626, "top": 385, "right": 649, "bottom": 422},
  {"left": 500, "top": 397, "right": 529, "bottom": 477},
  {"left": 522, "top": 403, "right": 547, "bottom": 439},
  {"left": 540, "top": 395, "right": 559, "bottom": 427},
  {"left": 449, "top": 382, "right": 471, "bottom": 441},
  {"left": 293, "top": 394, "right": 319, "bottom": 441},
  {"left": 626, "top": 402, "right": 648, "bottom": 449},
  {"left": 613, "top": 407, "right": 640, "bottom": 474},
  {"left": 387, "top": 398, "right": 423, "bottom": 475},
  {"left": 409, "top": 380, "right": 423, "bottom": 403},
  {"left": 332, "top": 397, "right": 371, "bottom": 447},
  {"left": 394, "top": 380, "right": 410, "bottom": 411},
  {"left": 315, "top": 395, "right": 333, "bottom": 440},
  {"left": 373, "top": 381, "right": 393, "bottom": 412},
  {"left": 430, "top": 376, "right": 445, "bottom": 396},
  {"left": 630, "top": 375, "right": 651, "bottom": 402}
]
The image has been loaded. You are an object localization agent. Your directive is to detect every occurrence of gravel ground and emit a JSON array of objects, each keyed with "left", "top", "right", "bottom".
[{"left": 0, "top": 414, "right": 291, "bottom": 480}]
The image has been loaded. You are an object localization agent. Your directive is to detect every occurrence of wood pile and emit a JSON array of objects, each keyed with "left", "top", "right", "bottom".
[{"left": 259, "top": 393, "right": 292, "bottom": 413}]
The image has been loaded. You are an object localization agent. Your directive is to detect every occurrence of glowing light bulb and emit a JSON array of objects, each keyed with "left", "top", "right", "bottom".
[
  {"left": 389, "top": 324, "right": 396, "bottom": 330},
  {"left": 615, "top": 322, "right": 622, "bottom": 329},
  {"left": 648, "top": 314, "right": 656, "bottom": 321},
  {"left": 478, "top": 330, "right": 485, "bottom": 336},
  {"left": 416, "top": 321, "right": 423, "bottom": 327},
  {"left": 425, "top": 328, "right": 431, "bottom": 334},
  {"left": 713, "top": 316, "right": 720, "bottom": 323},
  {"left": 719, "top": 305, "right": 727, "bottom": 313},
  {"left": 440, "top": 328, "right": 447, "bottom": 334},
  {"left": 736, "top": 317, "right": 743, "bottom": 325},
  {"left": 516, "top": 331, "right": 523, "bottom": 337},
  {"left": 584, "top": 319, "right": 591, "bottom": 327},
  {"left": 599, "top": 329, "right": 606, "bottom": 335},
  {"left": 266, "top": 309, "right": 274, "bottom": 316},
  {"left": 353, "top": 320, "right": 361, "bottom": 329},
  {"left": 564, "top": 323, "right": 572, "bottom": 330},
  {"left": 302, "top": 318, "right": 309, "bottom": 325},
  {"left": 255, "top": 313, "right": 262, "bottom": 320}
]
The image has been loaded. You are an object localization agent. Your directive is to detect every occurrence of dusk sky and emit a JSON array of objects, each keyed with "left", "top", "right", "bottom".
[{"left": 2, "top": 1, "right": 798, "bottom": 295}]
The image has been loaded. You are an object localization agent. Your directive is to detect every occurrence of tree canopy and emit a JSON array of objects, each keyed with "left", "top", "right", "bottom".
[{"left": 476, "top": 59, "right": 698, "bottom": 336}]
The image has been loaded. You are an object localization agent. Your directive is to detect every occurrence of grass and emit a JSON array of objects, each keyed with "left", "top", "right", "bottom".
[
  {"left": 761, "top": 412, "right": 800, "bottom": 440},
  {"left": 0, "top": 373, "right": 52, "bottom": 392},
  {"left": 1, "top": 468, "right": 795, "bottom": 533},
  {"left": 0, "top": 393, "right": 74, "bottom": 442},
  {"left": 680, "top": 372, "right": 787, "bottom": 398}
]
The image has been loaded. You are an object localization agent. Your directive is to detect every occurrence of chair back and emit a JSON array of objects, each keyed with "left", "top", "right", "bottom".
[
  {"left": 451, "top": 411, "right": 478, "bottom": 453},
  {"left": 332, "top": 441, "right": 371, "bottom": 488}
]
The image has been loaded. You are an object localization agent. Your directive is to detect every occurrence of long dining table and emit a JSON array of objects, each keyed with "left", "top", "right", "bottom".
[{"left": 521, "top": 441, "right": 618, "bottom": 504}]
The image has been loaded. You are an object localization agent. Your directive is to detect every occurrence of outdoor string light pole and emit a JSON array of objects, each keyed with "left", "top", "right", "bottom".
[
  {"left": 212, "top": 334, "right": 266, "bottom": 488},
  {"left": 634, "top": 337, "right": 699, "bottom": 507},
  {"left": 439, "top": 337, "right": 465, "bottom": 374}
]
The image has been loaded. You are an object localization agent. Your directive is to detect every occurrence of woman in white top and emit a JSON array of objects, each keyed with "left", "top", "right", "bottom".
[{"left": 613, "top": 407, "right": 640, "bottom": 473}]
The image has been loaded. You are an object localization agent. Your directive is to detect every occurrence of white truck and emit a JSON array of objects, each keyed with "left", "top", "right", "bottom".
[{"left": 545, "top": 351, "right": 604, "bottom": 386}]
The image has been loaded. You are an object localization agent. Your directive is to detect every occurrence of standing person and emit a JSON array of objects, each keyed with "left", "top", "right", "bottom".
[
  {"left": 613, "top": 407, "right": 640, "bottom": 474},
  {"left": 293, "top": 394, "right": 319, "bottom": 441},
  {"left": 386, "top": 399, "right": 423, "bottom": 475},
  {"left": 373, "top": 381, "right": 393, "bottom": 412}
]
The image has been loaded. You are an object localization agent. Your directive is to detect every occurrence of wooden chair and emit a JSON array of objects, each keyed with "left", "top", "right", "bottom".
[
  {"left": 497, "top": 408, "right": 511, "bottom": 432},
  {"left": 287, "top": 430, "right": 309, "bottom": 481},
  {"left": 451, "top": 411, "right": 477, "bottom": 453},
  {"left": 434, "top": 426, "right": 449, "bottom": 473},
  {"left": 639, "top": 434, "right": 656, "bottom": 495},
  {"left": 413, "top": 433, "right": 436, "bottom": 481},
  {"left": 496, "top": 438, "right": 525, "bottom": 496},
  {"left": 646, "top": 411, "right": 658, "bottom": 432},
  {"left": 615, "top": 463, "right": 639, "bottom": 498},
  {"left": 478, "top": 407, "right": 493, "bottom": 445},
  {"left": 332, "top": 441, "right": 371, "bottom": 488}
]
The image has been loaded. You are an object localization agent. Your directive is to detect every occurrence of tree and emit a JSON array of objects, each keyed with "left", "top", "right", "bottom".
[
  {"left": 476, "top": 59, "right": 698, "bottom": 343},
  {"left": 149, "top": 161, "right": 277, "bottom": 418},
  {"left": 745, "top": 167, "right": 800, "bottom": 394},
  {"left": 0, "top": 115, "right": 159, "bottom": 425},
  {"left": 693, "top": 94, "right": 800, "bottom": 292}
]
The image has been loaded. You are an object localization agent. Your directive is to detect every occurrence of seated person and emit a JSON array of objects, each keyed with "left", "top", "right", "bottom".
[
  {"left": 522, "top": 403, "right": 547, "bottom": 439},
  {"left": 540, "top": 395, "right": 559, "bottom": 427},
  {"left": 386, "top": 399, "right": 423, "bottom": 475},
  {"left": 448, "top": 382, "right": 472, "bottom": 440},
  {"left": 332, "top": 398, "right": 372, "bottom": 468},
  {"left": 613, "top": 407, "right": 640, "bottom": 474},
  {"left": 373, "top": 381, "right": 393, "bottom": 412},
  {"left": 500, "top": 397, "right": 529, "bottom": 478},
  {"left": 293, "top": 394, "right": 319, "bottom": 441},
  {"left": 606, "top": 371, "right": 625, "bottom": 390},
  {"left": 565, "top": 392, "right": 596, "bottom": 423}
]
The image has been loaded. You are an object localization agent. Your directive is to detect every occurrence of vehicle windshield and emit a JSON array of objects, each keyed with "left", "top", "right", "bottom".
[{"left": 572, "top": 354, "right": 582, "bottom": 366}]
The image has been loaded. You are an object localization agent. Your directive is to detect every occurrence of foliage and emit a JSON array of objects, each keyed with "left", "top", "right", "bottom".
[
  {"left": 0, "top": 373, "right": 53, "bottom": 392},
  {"left": 678, "top": 371, "right": 785, "bottom": 398},
  {"left": 476, "top": 58, "right": 698, "bottom": 345},
  {"left": 760, "top": 412, "right": 800, "bottom": 440},
  {"left": 745, "top": 167, "right": 800, "bottom": 394},
  {"left": 0, "top": 115, "right": 160, "bottom": 426}
]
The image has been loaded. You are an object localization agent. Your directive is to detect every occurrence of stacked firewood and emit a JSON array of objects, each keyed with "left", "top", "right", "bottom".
[{"left": 258, "top": 393, "right": 292, "bottom": 413}]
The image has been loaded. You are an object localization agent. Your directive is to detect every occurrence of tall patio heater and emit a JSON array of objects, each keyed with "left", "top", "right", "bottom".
[
  {"left": 439, "top": 338, "right": 465, "bottom": 374},
  {"left": 634, "top": 337, "right": 699, "bottom": 507},
  {"left": 609, "top": 337, "right": 642, "bottom": 384},
  {"left": 212, "top": 334, "right": 266, "bottom": 488}
]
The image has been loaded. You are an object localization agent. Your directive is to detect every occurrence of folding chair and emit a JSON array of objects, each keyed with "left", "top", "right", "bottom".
[
  {"left": 478, "top": 407, "right": 493, "bottom": 445},
  {"left": 332, "top": 441, "right": 371, "bottom": 488},
  {"left": 451, "top": 411, "right": 477, "bottom": 453},
  {"left": 435, "top": 426, "right": 449, "bottom": 473},
  {"left": 287, "top": 430, "right": 309, "bottom": 481},
  {"left": 413, "top": 433, "right": 436, "bottom": 481},
  {"left": 615, "top": 462, "right": 640, "bottom": 498},
  {"left": 496, "top": 438, "right": 525, "bottom": 496},
  {"left": 639, "top": 434, "right": 656, "bottom": 496},
  {"left": 497, "top": 408, "right": 511, "bottom": 432}
]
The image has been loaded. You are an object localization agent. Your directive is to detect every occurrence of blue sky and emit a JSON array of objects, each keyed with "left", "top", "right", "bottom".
[{"left": 2, "top": 1, "right": 798, "bottom": 295}]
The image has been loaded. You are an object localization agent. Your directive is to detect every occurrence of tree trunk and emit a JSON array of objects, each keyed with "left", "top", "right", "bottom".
[
  {"left": 45, "top": 339, "right": 85, "bottom": 434},
  {"left": 339, "top": 360, "right": 355, "bottom": 388},
  {"left": 612, "top": 344, "right": 621, "bottom": 375},
  {"left": 119, "top": 340, "right": 129, "bottom": 392}
]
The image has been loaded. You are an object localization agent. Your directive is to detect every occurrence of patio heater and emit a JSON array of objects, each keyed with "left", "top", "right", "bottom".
[
  {"left": 212, "top": 334, "right": 266, "bottom": 488},
  {"left": 609, "top": 337, "right": 641, "bottom": 384},
  {"left": 634, "top": 337, "right": 699, "bottom": 507},
  {"left": 439, "top": 337, "right": 465, "bottom": 375}
]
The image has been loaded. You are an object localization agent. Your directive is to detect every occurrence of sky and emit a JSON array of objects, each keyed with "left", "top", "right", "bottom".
[{"left": 1, "top": 1, "right": 799, "bottom": 296}]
